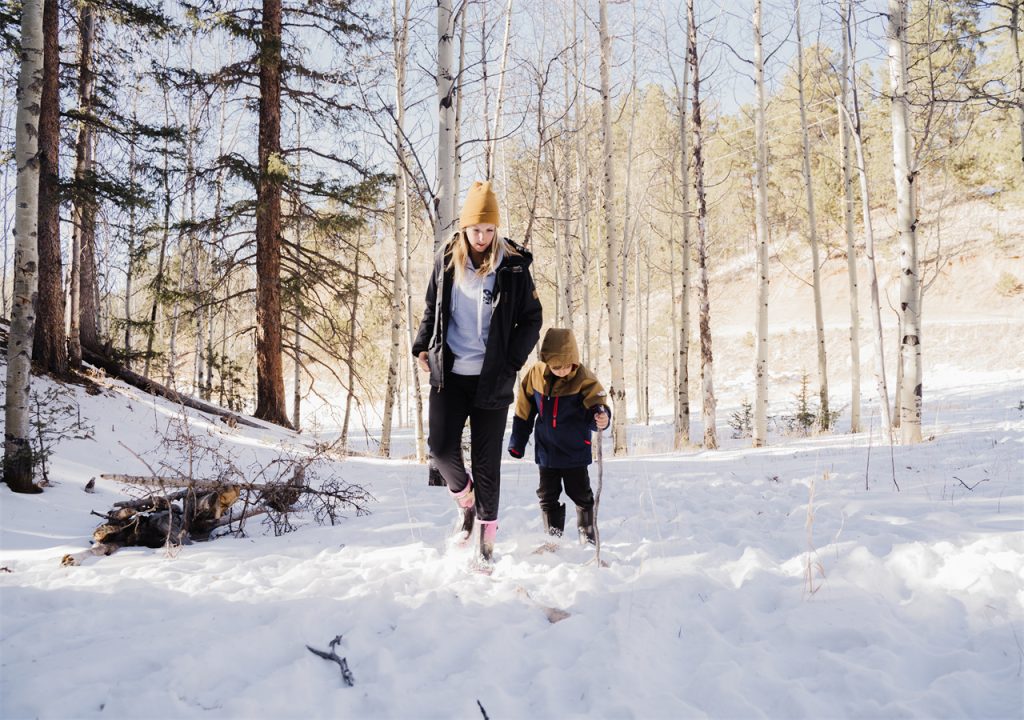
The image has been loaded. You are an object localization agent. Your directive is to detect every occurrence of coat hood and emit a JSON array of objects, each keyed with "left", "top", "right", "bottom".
[{"left": 539, "top": 328, "right": 580, "bottom": 368}]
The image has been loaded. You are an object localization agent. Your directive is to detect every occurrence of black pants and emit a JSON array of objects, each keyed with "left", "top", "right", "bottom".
[
  {"left": 428, "top": 373, "right": 509, "bottom": 522},
  {"left": 536, "top": 466, "right": 594, "bottom": 513}
]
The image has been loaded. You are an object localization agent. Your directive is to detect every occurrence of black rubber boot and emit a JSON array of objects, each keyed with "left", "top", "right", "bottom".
[
  {"left": 576, "top": 506, "right": 596, "bottom": 546},
  {"left": 542, "top": 503, "right": 566, "bottom": 537}
]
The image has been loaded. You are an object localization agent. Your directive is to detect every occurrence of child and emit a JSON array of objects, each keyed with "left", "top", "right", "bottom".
[{"left": 508, "top": 328, "right": 611, "bottom": 544}]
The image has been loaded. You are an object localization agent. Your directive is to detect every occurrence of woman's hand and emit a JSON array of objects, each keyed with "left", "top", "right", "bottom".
[
  {"left": 595, "top": 411, "right": 609, "bottom": 430},
  {"left": 417, "top": 351, "right": 430, "bottom": 374}
]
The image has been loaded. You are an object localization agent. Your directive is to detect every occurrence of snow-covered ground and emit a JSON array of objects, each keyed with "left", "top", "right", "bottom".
[{"left": 1, "top": 356, "right": 1022, "bottom": 720}]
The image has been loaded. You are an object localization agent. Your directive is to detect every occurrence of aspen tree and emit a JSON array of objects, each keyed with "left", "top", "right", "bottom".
[
  {"left": 1014, "top": 1, "right": 1024, "bottom": 172},
  {"left": 887, "top": 0, "right": 923, "bottom": 444},
  {"left": 1, "top": 85, "right": 10, "bottom": 318},
  {"left": 572, "top": 0, "right": 593, "bottom": 366},
  {"left": 842, "top": 9, "right": 893, "bottom": 435},
  {"left": 688, "top": 0, "right": 717, "bottom": 450},
  {"left": 752, "top": 0, "right": 770, "bottom": 448},
  {"left": 339, "top": 238, "right": 362, "bottom": 454},
  {"left": 435, "top": 0, "right": 457, "bottom": 251},
  {"left": 486, "top": 0, "right": 514, "bottom": 181},
  {"left": 600, "top": 0, "right": 627, "bottom": 454},
  {"left": 665, "top": 7, "right": 692, "bottom": 449},
  {"left": 621, "top": 0, "right": 639, "bottom": 427},
  {"left": 4, "top": 0, "right": 44, "bottom": 494},
  {"left": 452, "top": 7, "right": 466, "bottom": 205},
  {"left": 795, "top": 0, "right": 829, "bottom": 432},
  {"left": 839, "top": 0, "right": 862, "bottom": 434},
  {"left": 381, "top": 0, "right": 412, "bottom": 458}
]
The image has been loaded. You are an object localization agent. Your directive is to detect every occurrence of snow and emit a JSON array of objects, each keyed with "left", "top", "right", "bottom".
[{"left": 2, "top": 364, "right": 1022, "bottom": 720}]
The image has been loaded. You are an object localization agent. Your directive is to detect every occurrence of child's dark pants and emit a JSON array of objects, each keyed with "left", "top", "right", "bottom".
[{"left": 536, "top": 466, "right": 594, "bottom": 512}]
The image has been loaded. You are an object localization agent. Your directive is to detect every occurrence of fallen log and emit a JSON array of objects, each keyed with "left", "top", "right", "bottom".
[{"left": 81, "top": 345, "right": 262, "bottom": 429}]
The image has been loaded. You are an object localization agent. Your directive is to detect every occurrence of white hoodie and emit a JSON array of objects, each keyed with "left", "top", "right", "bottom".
[{"left": 448, "top": 248, "right": 503, "bottom": 375}]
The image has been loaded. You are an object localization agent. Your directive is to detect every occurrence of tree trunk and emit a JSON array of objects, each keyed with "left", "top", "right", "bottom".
[
  {"left": 572, "top": 0, "right": 592, "bottom": 365},
  {"left": 599, "top": 0, "right": 627, "bottom": 455},
  {"left": 340, "top": 243, "right": 362, "bottom": 453},
  {"left": 752, "top": 0, "right": 770, "bottom": 448},
  {"left": 123, "top": 101, "right": 139, "bottom": 371},
  {"left": 843, "top": 41, "right": 893, "bottom": 436},
  {"left": 796, "top": 0, "right": 829, "bottom": 432},
  {"left": 381, "top": 0, "right": 411, "bottom": 458},
  {"left": 144, "top": 86, "right": 174, "bottom": 380},
  {"left": 404, "top": 224, "right": 426, "bottom": 463},
  {"left": 670, "top": 15, "right": 692, "bottom": 449},
  {"left": 486, "top": 0, "right": 514, "bottom": 180},
  {"left": 688, "top": 0, "right": 717, "bottom": 450},
  {"left": 253, "top": 0, "right": 292, "bottom": 428},
  {"left": 32, "top": 0, "right": 66, "bottom": 376},
  {"left": 452, "top": 8, "right": 466, "bottom": 207},
  {"left": 887, "top": 0, "right": 922, "bottom": 444},
  {"left": 1, "top": 86, "right": 10, "bottom": 317},
  {"left": 434, "top": 0, "right": 457, "bottom": 251},
  {"left": 290, "top": 113, "right": 304, "bottom": 431},
  {"left": 559, "top": 151, "right": 574, "bottom": 331},
  {"left": 839, "top": 0, "right": 861, "bottom": 434},
  {"left": 4, "top": 0, "right": 44, "bottom": 494},
  {"left": 1013, "top": 1, "right": 1024, "bottom": 173},
  {"left": 75, "top": 2, "right": 100, "bottom": 355}
]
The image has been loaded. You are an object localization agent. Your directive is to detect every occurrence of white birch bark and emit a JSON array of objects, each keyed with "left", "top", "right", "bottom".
[
  {"left": 796, "top": 0, "right": 829, "bottom": 432},
  {"left": 381, "top": 0, "right": 411, "bottom": 457},
  {"left": 839, "top": 0, "right": 861, "bottom": 434},
  {"left": 600, "top": 0, "right": 627, "bottom": 455},
  {"left": 1, "top": 85, "right": 10, "bottom": 317},
  {"left": 452, "top": 9, "right": 466, "bottom": 206},
  {"left": 666, "top": 11, "right": 692, "bottom": 449},
  {"left": 887, "top": 0, "right": 923, "bottom": 444},
  {"left": 752, "top": 0, "right": 770, "bottom": 448},
  {"left": 487, "top": 0, "right": 514, "bottom": 181},
  {"left": 3, "top": 0, "right": 44, "bottom": 493},
  {"left": 434, "top": 0, "right": 457, "bottom": 251},
  {"left": 1012, "top": 1, "right": 1023, "bottom": 173},
  {"left": 574, "top": 2, "right": 592, "bottom": 366},
  {"left": 842, "top": 69, "right": 893, "bottom": 435},
  {"left": 688, "top": 0, "right": 717, "bottom": 450},
  {"left": 559, "top": 147, "right": 574, "bottom": 330}
]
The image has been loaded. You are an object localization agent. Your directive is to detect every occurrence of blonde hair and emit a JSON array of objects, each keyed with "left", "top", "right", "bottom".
[{"left": 447, "top": 231, "right": 520, "bottom": 287}]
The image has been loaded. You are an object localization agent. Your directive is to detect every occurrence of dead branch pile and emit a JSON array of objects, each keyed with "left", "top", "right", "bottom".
[{"left": 62, "top": 472, "right": 371, "bottom": 566}]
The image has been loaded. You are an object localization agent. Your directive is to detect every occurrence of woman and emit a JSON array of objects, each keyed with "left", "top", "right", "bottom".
[{"left": 412, "top": 181, "right": 543, "bottom": 564}]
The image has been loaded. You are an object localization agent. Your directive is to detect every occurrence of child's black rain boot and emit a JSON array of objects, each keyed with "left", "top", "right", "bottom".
[
  {"left": 542, "top": 503, "right": 565, "bottom": 537},
  {"left": 576, "top": 506, "right": 596, "bottom": 546}
]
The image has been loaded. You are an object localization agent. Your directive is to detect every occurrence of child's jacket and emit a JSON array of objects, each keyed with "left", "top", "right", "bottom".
[{"left": 508, "top": 328, "right": 610, "bottom": 468}]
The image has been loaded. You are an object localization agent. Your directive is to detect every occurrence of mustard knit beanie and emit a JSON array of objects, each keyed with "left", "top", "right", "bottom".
[{"left": 459, "top": 181, "right": 501, "bottom": 229}]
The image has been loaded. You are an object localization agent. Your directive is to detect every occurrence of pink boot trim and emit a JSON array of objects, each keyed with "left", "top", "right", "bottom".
[
  {"left": 450, "top": 474, "right": 474, "bottom": 509},
  {"left": 479, "top": 519, "right": 498, "bottom": 542}
]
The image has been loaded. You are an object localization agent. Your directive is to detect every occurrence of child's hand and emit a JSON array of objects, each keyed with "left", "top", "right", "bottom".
[{"left": 595, "top": 411, "right": 609, "bottom": 430}]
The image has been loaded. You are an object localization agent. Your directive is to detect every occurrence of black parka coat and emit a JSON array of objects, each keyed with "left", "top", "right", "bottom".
[{"left": 412, "top": 237, "right": 543, "bottom": 409}]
